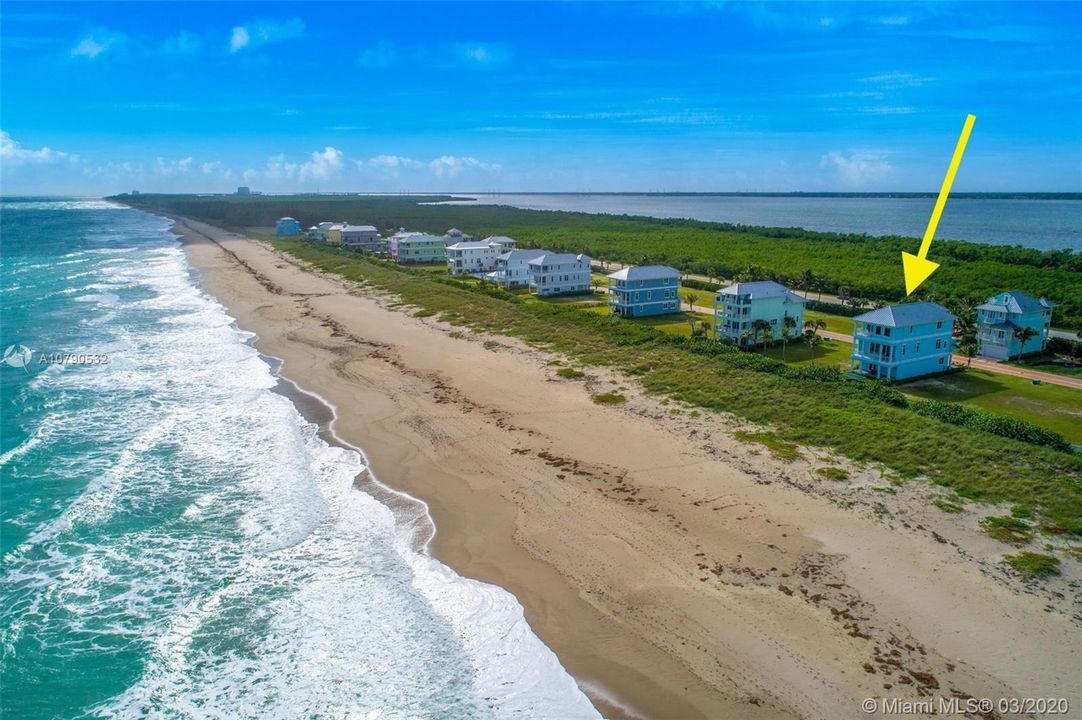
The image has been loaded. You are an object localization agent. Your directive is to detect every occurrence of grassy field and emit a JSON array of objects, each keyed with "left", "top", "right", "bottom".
[
  {"left": 805, "top": 309, "right": 855, "bottom": 336},
  {"left": 761, "top": 338, "right": 853, "bottom": 368},
  {"left": 903, "top": 370, "right": 1082, "bottom": 445},
  {"left": 242, "top": 236, "right": 1081, "bottom": 532},
  {"left": 1005, "top": 355, "right": 1082, "bottom": 379}
]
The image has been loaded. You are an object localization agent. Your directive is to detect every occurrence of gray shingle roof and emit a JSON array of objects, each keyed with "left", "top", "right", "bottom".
[
  {"left": 527, "top": 252, "right": 590, "bottom": 266},
  {"left": 853, "top": 302, "right": 955, "bottom": 327},
  {"left": 398, "top": 234, "right": 445, "bottom": 244},
  {"left": 607, "top": 265, "right": 681, "bottom": 281},
  {"left": 499, "top": 249, "right": 548, "bottom": 261},
  {"left": 718, "top": 280, "right": 803, "bottom": 303},
  {"left": 977, "top": 290, "right": 1055, "bottom": 315}
]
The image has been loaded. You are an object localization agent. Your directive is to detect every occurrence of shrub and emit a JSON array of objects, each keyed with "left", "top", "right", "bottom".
[
  {"left": 933, "top": 498, "right": 964, "bottom": 513},
  {"left": 863, "top": 381, "right": 911, "bottom": 408},
  {"left": 735, "top": 431, "right": 801, "bottom": 461},
  {"left": 912, "top": 400, "right": 1071, "bottom": 452},
  {"left": 784, "top": 365, "right": 843, "bottom": 382},
  {"left": 806, "top": 299, "right": 864, "bottom": 317},
  {"left": 817, "top": 466, "right": 850, "bottom": 481},
  {"left": 979, "top": 515, "right": 1033, "bottom": 544},
  {"left": 681, "top": 277, "right": 721, "bottom": 292},
  {"left": 1003, "top": 551, "right": 1061, "bottom": 578},
  {"left": 593, "top": 392, "right": 627, "bottom": 404},
  {"left": 556, "top": 367, "right": 585, "bottom": 379}
]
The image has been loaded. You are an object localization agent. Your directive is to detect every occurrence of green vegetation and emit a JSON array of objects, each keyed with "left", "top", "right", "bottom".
[
  {"left": 117, "top": 193, "right": 1082, "bottom": 328},
  {"left": 556, "top": 367, "right": 585, "bottom": 379},
  {"left": 115, "top": 196, "right": 1082, "bottom": 533},
  {"left": 1003, "top": 551, "right": 1061, "bottom": 578},
  {"left": 593, "top": 392, "right": 627, "bottom": 404},
  {"left": 816, "top": 466, "right": 850, "bottom": 481},
  {"left": 734, "top": 431, "right": 801, "bottom": 461},
  {"left": 413, "top": 309, "right": 437, "bottom": 318},
  {"left": 979, "top": 515, "right": 1034, "bottom": 544},
  {"left": 933, "top": 498, "right": 965, "bottom": 513},
  {"left": 902, "top": 371, "right": 1082, "bottom": 445},
  {"left": 761, "top": 337, "right": 852, "bottom": 368},
  {"left": 804, "top": 310, "right": 854, "bottom": 336}
]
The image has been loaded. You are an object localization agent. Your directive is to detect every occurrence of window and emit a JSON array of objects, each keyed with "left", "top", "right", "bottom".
[
  {"left": 915, "top": 342, "right": 921, "bottom": 352},
  {"left": 875, "top": 326, "right": 882, "bottom": 335},
  {"left": 901, "top": 345, "right": 906, "bottom": 356},
  {"left": 939, "top": 357, "right": 945, "bottom": 365},
  {"left": 884, "top": 328, "right": 891, "bottom": 337},
  {"left": 936, "top": 321, "right": 943, "bottom": 329},
  {"left": 935, "top": 339, "right": 942, "bottom": 349}
]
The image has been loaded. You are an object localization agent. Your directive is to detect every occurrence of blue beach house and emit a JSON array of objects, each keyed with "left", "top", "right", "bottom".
[
  {"left": 850, "top": 302, "right": 955, "bottom": 381},
  {"left": 976, "top": 290, "right": 1055, "bottom": 360},
  {"left": 606, "top": 265, "right": 681, "bottom": 317},
  {"left": 714, "top": 281, "right": 805, "bottom": 346},
  {"left": 276, "top": 217, "right": 301, "bottom": 237}
]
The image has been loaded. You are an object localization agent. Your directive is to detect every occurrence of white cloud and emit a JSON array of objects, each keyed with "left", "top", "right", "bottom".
[
  {"left": 229, "top": 26, "right": 250, "bottom": 52},
  {"left": 357, "top": 41, "right": 397, "bottom": 68},
  {"left": 819, "top": 151, "right": 893, "bottom": 186},
  {"left": 0, "top": 131, "right": 69, "bottom": 165},
  {"left": 368, "top": 154, "right": 423, "bottom": 170},
  {"left": 163, "top": 30, "right": 203, "bottom": 55},
  {"left": 229, "top": 18, "right": 305, "bottom": 53},
  {"left": 454, "top": 43, "right": 509, "bottom": 65},
  {"left": 70, "top": 30, "right": 123, "bottom": 59},
  {"left": 428, "top": 155, "right": 499, "bottom": 177},
  {"left": 154, "top": 156, "right": 194, "bottom": 176},
  {"left": 261, "top": 147, "right": 344, "bottom": 183}
]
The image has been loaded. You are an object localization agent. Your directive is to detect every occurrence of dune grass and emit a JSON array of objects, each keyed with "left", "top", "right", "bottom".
[{"left": 255, "top": 238, "right": 1082, "bottom": 533}]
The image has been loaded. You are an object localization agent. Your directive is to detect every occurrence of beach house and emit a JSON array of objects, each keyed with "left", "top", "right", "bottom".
[
  {"left": 976, "top": 290, "right": 1055, "bottom": 360},
  {"left": 443, "top": 227, "right": 474, "bottom": 244},
  {"left": 387, "top": 229, "right": 420, "bottom": 258},
  {"left": 276, "top": 217, "right": 301, "bottom": 237},
  {"left": 527, "top": 252, "right": 591, "bottom": 297},
  {"left": 606, "top": 265, "right": 681, "bottom": 317},
  {"left": 487, "top": 249, "right": 548, "bottom": 289},
  {"left": 850, "top": 302, "right": 955, "bottom": 381},
  {"left": 325, "top": 223, "right": 346, "bottom": 246},
  {"left": 481, "top": 235, "right": 517, "bottom": 252},
  {"left": 714, "top": 281, "right": 805, "bottom": 346},
  {"left": 340, "top": 225, "right": 383, "bottom": 253},
  {"left": 393, "top": 233, "right": 447, "bottom": 264},
  {"left": 446, "top": 240, "right": 500, "bottom": 276}
]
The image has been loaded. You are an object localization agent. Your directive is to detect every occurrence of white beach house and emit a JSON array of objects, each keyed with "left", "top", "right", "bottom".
[
  {"left": 487, "top": 249, "right": 548, "bottom": 289},
  {"left": 527, "top": 252, "right": 592, "bottom": 297}
]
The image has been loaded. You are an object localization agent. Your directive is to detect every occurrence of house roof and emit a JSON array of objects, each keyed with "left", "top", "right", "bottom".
[
  {"left": 398, "top": 233, "right": 446, "bottom": 244},
  {"left": 718, "top": 280, "right": 804, "bottom": 303},
  {"left": 853, "top": 302, "right": 955, "bottom": 327},
  {"left": 482, "top": 235, "right": 517, "bottom": 244},
  {"left": 341, "top": 224, "right": 377, "bottom": 233},
  {"left": 527, "top": 252, "right": 591, "bottom": 265},
  {"left": 977, "top": 290, "right": 1055, "bottom": 315},
  {"left": 607, "top": 265, "right": 681, "bottom": 281},
  {"left": 447, "top": 240, "right": 497, "bottom": 250},
  {"left": 278, "top": 217, "right": 297, "bottom": 222},
  {"left": 499, "top": 249, "right": 548, "bottom": 261}
]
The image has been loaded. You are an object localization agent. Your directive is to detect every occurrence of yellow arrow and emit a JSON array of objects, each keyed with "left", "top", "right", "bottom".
[{"left": 902, "top": 113, "right": 976, "bottom": 295}]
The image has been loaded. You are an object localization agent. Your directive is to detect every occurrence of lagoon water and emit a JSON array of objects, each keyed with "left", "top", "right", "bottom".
[
  {"left": 0, "top": 200, "right": 599, "bottom": 719},
  {"left": 447, "top": 194, "right": 1082, "bottom": 252}
]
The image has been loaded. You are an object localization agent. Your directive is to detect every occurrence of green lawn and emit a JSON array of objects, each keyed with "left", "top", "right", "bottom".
[
  {"left": 1005, "top": 355, "right": 1082, "bottom": 379},
  {"left": 805, "top": 310, "right": 855, "bottom": 336},
  {"left": 761, "top": 337, "right": 853, "bottom": 368},
  {"left": 903, "top": 370, "right": 1082, "bottom": 444}
]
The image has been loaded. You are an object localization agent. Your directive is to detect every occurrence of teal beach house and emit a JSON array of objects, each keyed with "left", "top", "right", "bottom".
[
  {"left": 976, "top": 290, "right": 1055, "bottom": 360},
  {"left": 606, "top": 265, "right": 681, "bottom": 317},
  {"left": 714, "top": 281, "right": 805, "bottom": 346},
  {"left": 276, "top": 217, "right": 301, "bottom": 236},
  {"left": 850, "top": 302, "right": 955, "bottom": 381}
]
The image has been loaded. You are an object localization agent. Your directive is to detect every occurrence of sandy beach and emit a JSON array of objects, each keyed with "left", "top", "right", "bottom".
[{"left": 174, "top": 216, "right": 1080, "bottom": 719}]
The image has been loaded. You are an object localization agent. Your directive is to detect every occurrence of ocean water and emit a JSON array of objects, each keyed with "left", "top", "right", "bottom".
[
  {"left": 0, "top": 200, "right": 600, "bottom": 719},
  {"left": 444, "top": 194, "right": 1082, "bottom": 251}
]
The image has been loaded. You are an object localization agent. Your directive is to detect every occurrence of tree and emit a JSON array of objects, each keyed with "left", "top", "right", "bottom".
[
  {"left": 740, "top": 329, "right": 754, "bottom": 347},
  {"left": 762, "top": 327, "right": 775, "bottom": 348},
  {"left": 949, "top": 297, "right": 979, "bottom": 337},
  {"left": 1013, "top": 326, "right": 1038, "bottom": 362},
  {"left": 959, "top": 340, "right": 979, "bottom": 368},
  {"left": 683, "top": 291, "right": 697, "bottom": 312},
  {"left": 798, "top": 269, "right": 815, "bottom": 299},
  {"left": 804, "top": 317, "right": 827, "bottom": 336},
  {"left": 751, "top": 318, "right": 771, "bottom": 345},
  {"left": 780, "top": 325, "right": 792, "bottom": 361},
  {"left": 807, "top": 334, "right": 823, "bottom": 363}
]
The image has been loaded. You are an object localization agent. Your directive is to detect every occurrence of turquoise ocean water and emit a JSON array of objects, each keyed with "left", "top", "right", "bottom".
[{"left": 0, "top": 200, "right": 600, "bottom": 719}]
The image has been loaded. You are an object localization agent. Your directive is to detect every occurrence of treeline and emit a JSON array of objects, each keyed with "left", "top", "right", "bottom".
[{"left": 114, "top": 193, "right": 1082, "bottom": 327}]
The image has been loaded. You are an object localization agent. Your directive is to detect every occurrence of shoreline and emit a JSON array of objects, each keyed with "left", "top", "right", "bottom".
[{"left": 170, "top": 214, "right": 1080, "bottom": 719}]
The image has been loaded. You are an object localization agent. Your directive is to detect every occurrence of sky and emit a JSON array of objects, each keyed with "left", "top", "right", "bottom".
[{"left": 1, "top": 1, "right": 1080, "bottom": 195}]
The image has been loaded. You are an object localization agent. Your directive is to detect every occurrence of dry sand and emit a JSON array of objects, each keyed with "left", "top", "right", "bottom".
[{"left": 173, "top": 216, "right": 1079, "bottom": 719}]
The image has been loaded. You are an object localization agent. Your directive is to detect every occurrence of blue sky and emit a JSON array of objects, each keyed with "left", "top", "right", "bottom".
[{"left": 2, "top": 1, "right": 1080, "bottom": 194}]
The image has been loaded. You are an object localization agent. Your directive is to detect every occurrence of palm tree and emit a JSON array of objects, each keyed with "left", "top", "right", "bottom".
[
  {"left": 798, "top": 269, "right": 815, "bottom": 299},
  {"left": 807, "top": 334, "right": 823, "bottom": 363},
  {"left": 751, "top": 318, "right": 771, "bottom": 345},
  {"left": 959, "top": 340, "right": 979, "bottom": 368},
  {"left": 780, "top": 326, "right": 792, "bottom": 361},
  {"left": 683, "top": 291, "right": 697, "bottom": 312},
  {"left": 1013, "top": 326, "right": 1038, "bottom": 362},
  {"left": 804, "top": 317, "right": 827, "bottom": 336},
  {"left": 740, "top": 329, "right": 754, "bottom": 347},
  {"left": 762, "top": 327, "right": 775, "bottom": 348}
]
